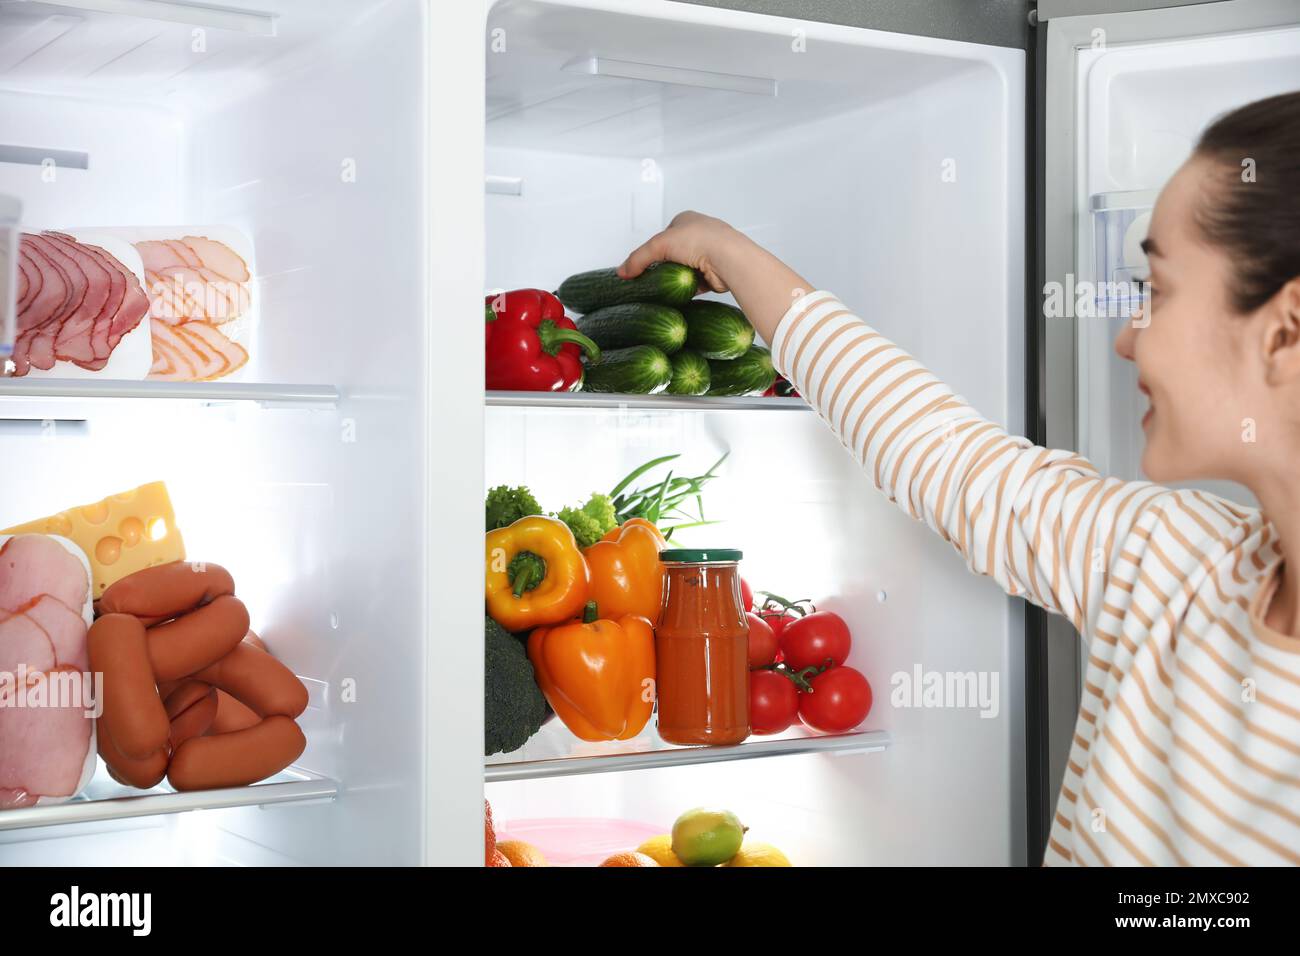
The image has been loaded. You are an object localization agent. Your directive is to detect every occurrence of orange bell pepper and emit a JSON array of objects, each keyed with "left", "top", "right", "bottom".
[
  {"left": 583, "top": 517, "right": 666, "bottom": 622},
  {"left": 485, "top": 515, "right": 589, "bottom": 631},
  {"left": 527, "top": 600, "right": 656, "bottom": 742}
]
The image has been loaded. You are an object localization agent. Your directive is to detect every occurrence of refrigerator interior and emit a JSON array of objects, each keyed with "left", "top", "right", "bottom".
[
  {"left": 0, "top": 0, "right": 434, "bottom": 864},
  {"left": 483, "top": 0, "right": 1026, "bottom": 865},
  {"left": 1073, "top": 21, "right": 1300, "bottom": 503}
]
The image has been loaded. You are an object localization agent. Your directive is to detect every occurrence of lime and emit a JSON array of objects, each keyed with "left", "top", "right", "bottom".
[{"left": 671, "top": 808, "right": 747, "bottom": 866}]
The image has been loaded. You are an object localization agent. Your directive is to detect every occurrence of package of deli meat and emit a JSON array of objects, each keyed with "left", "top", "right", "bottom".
[
  {"left": 0, "top": 533, "right": 98, "bottom": 808},
  {"left": 86, "top": 226, "right": 257, "bottom": 383},
  {"left": 10, "top": 230, "right": 152, "bottom": 380}
]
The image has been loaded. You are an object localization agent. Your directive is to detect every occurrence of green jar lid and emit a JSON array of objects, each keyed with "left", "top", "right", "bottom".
[{"left": 659, "top": 548, "right": 743, "bottom": 563}]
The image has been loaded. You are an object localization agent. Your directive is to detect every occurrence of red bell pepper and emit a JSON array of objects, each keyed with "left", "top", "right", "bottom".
[{"left": 485, "top": 288, "right": 600, "bottom": 392}]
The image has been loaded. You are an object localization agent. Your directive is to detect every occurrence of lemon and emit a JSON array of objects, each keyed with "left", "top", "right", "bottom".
[
  {"left": 636, "top": 834, "right": 686, "bottom": 867},
  {"left": 724, "top": 842, "right": 792, "bottom": 867},
  {"left": 671, "top": 808, "right": 747, "bottom": 867}
]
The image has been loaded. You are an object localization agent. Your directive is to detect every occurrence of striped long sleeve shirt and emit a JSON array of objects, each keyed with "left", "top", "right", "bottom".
[{"left": 771, "top": 291, "right": 1300, "bottom": 866}]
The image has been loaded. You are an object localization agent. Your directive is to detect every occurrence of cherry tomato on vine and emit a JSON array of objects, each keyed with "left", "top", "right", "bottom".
[
  {"left": 740, "top": 577, "right": 754, "bottom": 613},
  {"left": 746, "top": 612, "right": 778, "bottom": 669},
  {"left": 779, "top": 610, "right": 852, "bottom": 671},
  {"left": 798, "top": 666, "right": 872, "bottom": 734},
  {"left": 749, "top": 670, "right": 800, "bottom": 735},
  {"left": 758, "top": 607, "right": 796, "bottom": 640}
]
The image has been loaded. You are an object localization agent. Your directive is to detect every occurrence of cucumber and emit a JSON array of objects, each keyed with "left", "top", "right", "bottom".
[
  {"left": 576, "top": 303, "right": 687, "bottom": 355},
  {"left": 582, "top": 345, "right": 673, "bottom": 395},
  {"left": 707, "top": 346, "right": 776, "bottom": 397},
  {"left": 557, "top": 262, "right": 701, "bottom": 313},
  {"left": 681, "top": 300, "right": 754, "bottom": 360},
  {"left": 666, "top": 349, "right": 710, "bottom": 396}
]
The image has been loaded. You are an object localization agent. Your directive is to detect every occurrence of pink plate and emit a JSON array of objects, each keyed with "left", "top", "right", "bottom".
[{"left": 496, "top": 817, "right": 665, "bottom": 867}]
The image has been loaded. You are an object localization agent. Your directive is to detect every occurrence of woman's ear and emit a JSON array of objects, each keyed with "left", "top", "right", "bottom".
[{"left": 1262, "top": 278, "right": 1300, "bottom": 388}]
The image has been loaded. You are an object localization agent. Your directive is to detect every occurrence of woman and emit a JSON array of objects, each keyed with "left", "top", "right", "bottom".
[{"left": 618, "top": 91, "right": 1300, "bottom": 866}]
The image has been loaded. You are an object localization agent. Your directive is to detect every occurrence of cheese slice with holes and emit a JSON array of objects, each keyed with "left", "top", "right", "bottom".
[{"left": 1, "top": 482, "right": 185, "bottom": 599}]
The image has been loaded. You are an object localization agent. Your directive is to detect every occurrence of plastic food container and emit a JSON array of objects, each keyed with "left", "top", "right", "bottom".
[{"left": 0, "top": 194, "right": 19, "bottom": 363}]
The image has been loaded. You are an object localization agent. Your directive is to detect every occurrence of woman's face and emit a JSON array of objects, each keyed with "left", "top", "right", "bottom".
[{"left": 1113, "top": 158, "right": 1256, "bottom": 484}]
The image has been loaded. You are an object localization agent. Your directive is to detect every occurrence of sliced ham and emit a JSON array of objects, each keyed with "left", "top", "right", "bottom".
[
  {"left": 16, "top": 254, "right": 35, "bottom": 314},
  {"left": 20, "top": 595, "right": 89, "bottom": 672},
  {"left": 180, "top": 321, "right": 248, "bottom": 378},
  {"left": 0, "top": 610, "right": 56, "bottom": 677},
  {"left": 0, "top": 667, "right": 94, "bottom": 808},
  {"left": 165, "top": 239, "right": 202, "bottom": 269},
  {"left": 78, "top": 238, "right": 149, "bottom": 355},
  {"left": 182, "top": 235, "right": 250, "bottom": 282},
  {"left": 8, "top": 233, "right": 148, "bottom": 378},
  {"left": 24, "top": 234, "right": 88, "bottom": 364},
  {"left": 135, "top": 240, "right": 189, "bottom": 274},
  {"left": 39, "top": 232, "right": 113, "bottom": 366},
  {"left": 14, "top": 238, "right": 72, "bottom": 374},
  {"left": 0, "top": 535, "right": 89, "bottom": 614},
  {"left": 147, "top": 319, "right": 246, "bottom": 381},
  {"left": 147, "top": 321, "right": 199, "bottom": 381},
  {"left": 0, "top": 534, "right": 93, "bottom": 807}
]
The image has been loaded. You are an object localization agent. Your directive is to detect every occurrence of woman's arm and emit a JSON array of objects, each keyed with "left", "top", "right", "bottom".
[{"left": 621, "top": 213, "right": 1171, "bottom": 631}]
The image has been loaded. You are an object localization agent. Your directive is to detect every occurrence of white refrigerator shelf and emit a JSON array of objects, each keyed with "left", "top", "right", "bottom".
[
  {"left": 0, "top": 379, "right": 340, "bottom": 408},
  {"left": 485, "top": 390, "right": 808, "bottom": 412},
  {"left": 485, "top": 729, "right": 891, "bottom": 782},
  {"left": 0, "top": 767, "right": 338, "bottom": 832}
]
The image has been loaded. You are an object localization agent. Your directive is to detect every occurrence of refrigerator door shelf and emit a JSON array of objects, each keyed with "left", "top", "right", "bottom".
[
  {"left": 485, "top": 390, "right": 808, "bottom": 412},
  {"left": 0, "top": 378, "right": 340, "bottom": 408},
  {"left": 1089, "top": 191, "right": 1155, "bottom": 320},
  {"left": 0, "top": 765, "right": 337, "bottom": 834},
  {"left": 485, "top": 728, "right": 891, "bottom": 783}
]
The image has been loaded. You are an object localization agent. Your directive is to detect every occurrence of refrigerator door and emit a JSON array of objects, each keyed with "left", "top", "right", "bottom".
[{"left": 1037, "top": 0, "right": 1300, "bottom": 862}]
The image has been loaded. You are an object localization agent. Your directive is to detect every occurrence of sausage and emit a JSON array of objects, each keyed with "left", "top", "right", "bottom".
[
  {"left": 99, "top": 732, "right": 168, "bottom": 789},
  {"left": 87, "top": 613, "right": 169, "bottom": 760},
  {"left": 162, "top": 678, "right": 211, "bottom": 718},
  {"left": 166, "top": 683, "right": 217, "bottom": 750},
  {"left": 98, "top": 562, "right": 235, "bottom": 624},
  {"left": 146, "top": 594, "right": 249, "bottom": 681},
  {"left": 210, "top": 688, "right": 261, "bottom": 734},
  {"left": 194, "top": 642, "right": 307, "bottom": 719},
  {"left": 167, "top": 716, "right": 306, "bottom": 791}
]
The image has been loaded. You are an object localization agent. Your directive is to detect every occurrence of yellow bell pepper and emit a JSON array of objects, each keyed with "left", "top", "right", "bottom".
[
  {"left": 528, "top": 601, "right": 656, "bottom": 742},
  {"left": 485, "top": 515, "right": 589, "bottom": 631},
  {"left": 584, "top": 517, "right": 667, "bottom": 622}
]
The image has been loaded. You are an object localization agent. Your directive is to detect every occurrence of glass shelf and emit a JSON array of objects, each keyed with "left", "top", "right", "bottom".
[
  {"left": 0, "top": 766, "right": 337, "bottom": 832},
  {"left": 485, "top": 727, "right": 890, "bottom": 782},
  {"left": 485, "top": 390, "right": 807, "bottom": 412},
  {"left": 0, "top": 379, "right": 339, "bottom": 408}
]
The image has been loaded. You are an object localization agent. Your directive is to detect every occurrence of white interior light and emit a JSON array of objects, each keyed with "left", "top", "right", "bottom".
[{"left": 562, "top": 55, "right": 777, "bottom": 97}]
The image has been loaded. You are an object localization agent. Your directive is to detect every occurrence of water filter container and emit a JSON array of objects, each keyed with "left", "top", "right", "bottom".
[{"left": 0, "top": 194, "right": 18, "bottom": 363}]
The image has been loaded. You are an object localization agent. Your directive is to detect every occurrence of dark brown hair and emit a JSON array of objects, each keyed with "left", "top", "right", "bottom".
[{"left": 1193, "top": 90, "right": 1300, "bottom": 314}]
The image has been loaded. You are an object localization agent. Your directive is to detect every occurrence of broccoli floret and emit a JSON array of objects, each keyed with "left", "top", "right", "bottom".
[
  {"left": 556, "top": 493, "right": 619, "bottom": 548},
  {"left": 555, "top": 506, "right": 605, "bottom": 549},
  {"left": 485, "top": 484, "right": 543, "bottom": 531},
  {"left": 485, "top": 615, "right": 548, "bottom": 756},
  {"left": 581, "top": 493, "right": 618, "bottom": 534}
]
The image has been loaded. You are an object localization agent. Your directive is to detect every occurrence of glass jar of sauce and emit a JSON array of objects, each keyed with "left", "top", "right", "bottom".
[{"left": 655, "top": 548, "right": 750, "bottom": 746}]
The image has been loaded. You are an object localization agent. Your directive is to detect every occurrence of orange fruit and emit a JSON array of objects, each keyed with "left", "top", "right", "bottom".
[
  {"left": 488, "top": 849, "right": 512, "bottom": 867},
  {"left": 497, "top": 840, "right": 547, "bottom": 867},
  {"left": 598, "top": 851, "right": 659, "bottom": 867}
]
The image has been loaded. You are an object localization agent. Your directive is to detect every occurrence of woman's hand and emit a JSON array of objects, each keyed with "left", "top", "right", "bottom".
[
  {"left": 618, "top": 210, "right": 813, "bottom": 347},
  {"left": 617, "top": 211, "right": 742, "bottom": 293}
]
